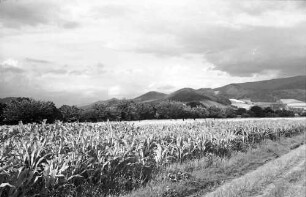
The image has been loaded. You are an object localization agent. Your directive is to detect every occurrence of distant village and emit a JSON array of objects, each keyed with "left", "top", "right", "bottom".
[{"left": 230, "top": 98, "right": 306, "bottom": 114}]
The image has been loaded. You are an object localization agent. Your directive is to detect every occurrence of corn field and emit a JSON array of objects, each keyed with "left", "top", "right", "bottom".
[{"left": 0, "top": 118, "right": 305, "bottom": 196}]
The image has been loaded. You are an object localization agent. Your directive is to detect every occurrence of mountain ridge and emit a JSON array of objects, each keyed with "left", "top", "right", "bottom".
[
  {"left": 1, "top": 75, "right": 305, "bottom": 107},
  {"left": 215, "top": 75, "right": 306, "bottom": 102}
]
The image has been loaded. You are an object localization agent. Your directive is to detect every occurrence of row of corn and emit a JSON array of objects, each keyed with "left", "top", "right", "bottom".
[{"left": 0, "top": 118, "right": 305, "bottom": 196}]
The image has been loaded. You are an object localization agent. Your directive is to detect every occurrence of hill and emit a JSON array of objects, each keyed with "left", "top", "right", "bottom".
[
  {"left": 166, "top": 88, "right": 210, "bottom": 102},
  {"left": 133, "top": 91, "right": 167, "bottom": 103},
  {"left": 196, "top": 88, "right": 231, "bottom": 105},
  {"left": 165, "top": 88, "right": 230, "bottom": 108},
  {"left": 215, "top": 75, "right": 306, "bottom": 102},
  {"left": 80, "top": 88, "right": 231, "bottom": 109},
  {"left": 79, "top": 98, "right": 120, "bottom": 110}
]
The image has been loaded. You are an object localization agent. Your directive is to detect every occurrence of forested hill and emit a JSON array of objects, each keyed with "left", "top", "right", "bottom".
[{"left": 215, "top": 75, "right": 306, "bottom": 102}]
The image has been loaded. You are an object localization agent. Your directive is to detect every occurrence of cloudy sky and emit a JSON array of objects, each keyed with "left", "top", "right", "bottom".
[{"left": 0, "top": 0, "right": 305, "bottom": 106}]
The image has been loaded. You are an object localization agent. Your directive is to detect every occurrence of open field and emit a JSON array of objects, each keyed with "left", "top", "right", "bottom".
[
  {"left": 0, "top": 118, "right": 305, "bottom": 197},
  {"left": 125, "top": 117, "right": 306, "bottom": 125}
]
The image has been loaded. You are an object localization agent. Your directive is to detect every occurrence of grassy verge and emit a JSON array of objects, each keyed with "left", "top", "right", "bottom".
[
  {"left": 263, "top": 161, "right": 306, "bottom": 197},
  {"left": 205, "top": 145, "right": 305, "bottom": 197},
  {"left": 119, "top": 133, "right": 305, "bottom": 197},
  {"left": 255, "top": 160, "right": 306, "bottom": 197}
]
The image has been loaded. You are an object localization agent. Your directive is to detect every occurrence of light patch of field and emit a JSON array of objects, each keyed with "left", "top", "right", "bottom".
[
  {"left": 204, "top": 145, "right": 306, "bottom": 197},
  {"left": 108, "top": 117, "right": 306, "bottom": 126}
]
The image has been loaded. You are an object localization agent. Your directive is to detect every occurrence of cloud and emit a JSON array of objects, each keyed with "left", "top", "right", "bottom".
[
  {"left": 66, "top": 63, "right": 107, "bottom": 76},
  {"left": 25, "top": 58, "right": 52, "bottom": 64},
  {"left": 0, "top": 59, "right": 25, "bottom": 73},
  {"left": 91, "top": 4, "right": 133, "bottom": 19},
  {"left": 69, "top": 70, "right": 84, "bottom": 76},
  {"left": 131, "top": 1, "right": 306, "bottom": 77},
  {"left": 1, "top": 66, "right": 24, "bottom": 73},
  {"left": 203, "top": 25, "right": 306, "bottom": 77},
  {"left": 0, "top": 59, "right": 109, "bottom": 106},
  {"left": 0, "top": 0, "right": 60, "bottom": 28},
  {"left": 1, "top": 0, "right": 305, "bottom": 105},
  {"left": 0, "top": 0, "right": 80, "bottom": 29},
  {"left": 62, "top": 21, "right": 80, "bottom": 29},
  {"left": 46, "top": 69, "right": 69, "bottom": 75}
]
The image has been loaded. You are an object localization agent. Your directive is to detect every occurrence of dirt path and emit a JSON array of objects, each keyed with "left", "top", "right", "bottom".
[
  {"left": 253, "top": 158, "right": 305, "bottom": 197},
  {"left": 203, "top": 145, "right": 306, "bottom": 197}
]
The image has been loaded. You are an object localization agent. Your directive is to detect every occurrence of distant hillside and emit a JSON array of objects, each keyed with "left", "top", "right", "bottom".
[
  {"left": 166, "top": 88, "right": 210, "bottom": 102},
  {"left": 165, "top": 88, "right": 230, "bottom": 108},
  {"left": 79, "top": 98, "right": 120, "bottom": 110},
  {"left": 80, "top": 88, "right": 231, "bottom": 109},
  {"left": 196, "top": 88, "right": 231, "bottom": 105},
  {"left": 133, "top": 91, "right": 167, "bottom": 103},
  {"left": 215, "top": 75, "right": 306, "bottom": 102}
]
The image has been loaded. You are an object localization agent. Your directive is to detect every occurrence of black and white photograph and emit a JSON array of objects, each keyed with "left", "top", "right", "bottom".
[{"left": 0, "top": 0, "right": 306, "bottom": 196}]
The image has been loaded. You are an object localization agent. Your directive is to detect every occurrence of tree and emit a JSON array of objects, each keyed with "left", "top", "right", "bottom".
[
  {"left": 186, "top": 101, "right": 204, "bottom": 108},
  {"left": 155, "top": 101, "right": 186, "bottom": 119},
  {"left": 236, "top": 108, "right": 247, "bottom": 115},
  {"left": 136, "top": 103, "right": 155, "bottom": 120},
  {"left": 80, "top": 109, "right": 98, "bottom": 122},
  {"left": 275, "top": 109, "right": 294, "bottom": 117},
  {"left": 3, "top": 98, "right": 60, "bottom": 124},
  {"left": 249, "top": 106, "right": 264, "bottom": 117},
  {"left": 208, "top": 106, "right": 225, "bottom": 118},
  {"left": 192, "top": 107, "right": 209, "bottom": 119},
  {"left": 0, "top": 102, "right": 7, "bottom": 124},
  {"left": 263, "top": 107, "right": 274, "bottom": 117},
  {"left": 224, "top": 107, "right": 237, "bottom": 118},
  {"left": 59, "top": 105, "right": 81, "bottom": 122},
  {"left": 92, "top": 103, "right": 120, "bottom": 121}
]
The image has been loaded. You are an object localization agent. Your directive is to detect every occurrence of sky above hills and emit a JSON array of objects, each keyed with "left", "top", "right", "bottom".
[{"left": 0, "top": 0, "right": 305, "bottom": 106}]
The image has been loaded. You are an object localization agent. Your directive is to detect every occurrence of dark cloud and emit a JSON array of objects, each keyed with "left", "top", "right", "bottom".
[
  {"left": 0, "top": 1, "right": 80, "bottom": 29},
  {"left": 46, "top": 69, "right": 68, "bottom": 75},
  {"left": 137, "top": 22, "right": 306, "bottom": 77},
  {"left": 0, "top": 66, "right": 24, "bottom": 73},
  {"left": 0, "top": 62, "right": 24, "bottom": 73},
  {"left": 96, "top": 63, "right": 105, "bottom": 68},
  {"left": 69, "top": 70, "right": 84, "bottom": 75},
  {"left": 62, "top": 21, "right": 80, "bottom": 29},
  {"left": 94, "top": 63, "right": 107, "bottom": 74},
  {"left": 202, "top": 26, "right": 306, "bottom": 77},
  {"left": 231, "top": 0, "right": 303, "bottom": 16},
  {"left": 0, "top": 1, "right": 60, "bottom": 28},
  {"left": 25, "top": 58, "right": 52, "bottom": 64},
  {"left": 131, "top": 0, "right": 306, "bottom": 77},
  {"left": 67, "top": 63, "right": 107, "bottom": 76}
]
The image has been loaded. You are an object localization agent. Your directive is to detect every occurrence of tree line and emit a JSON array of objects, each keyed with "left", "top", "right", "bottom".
[{"left": 0, "top": 97, "right": 303, "bottom": 125}]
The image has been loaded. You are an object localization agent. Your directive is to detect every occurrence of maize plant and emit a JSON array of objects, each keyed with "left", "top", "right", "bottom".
[{"left": 0, "top": 118, "right": 305, "bottom": 196}]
